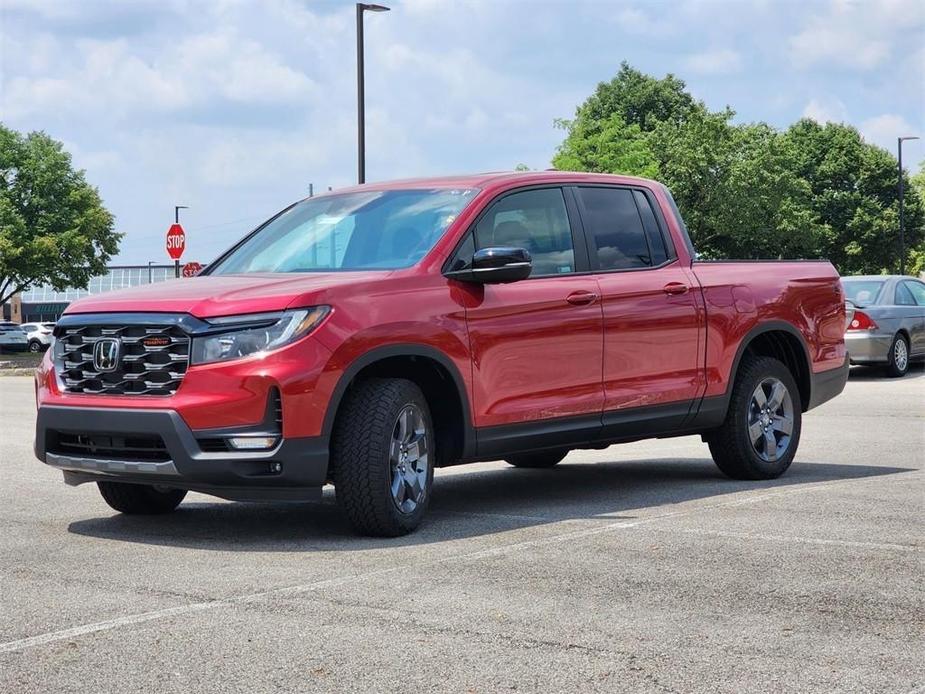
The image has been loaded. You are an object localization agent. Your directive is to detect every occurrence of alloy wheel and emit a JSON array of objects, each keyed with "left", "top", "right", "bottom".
[
  {"left": 389, "top": 404, "right": 429, "bottom": 514},
  {"left": 747, "top": 377, "right": 794, "bottom": 463}
]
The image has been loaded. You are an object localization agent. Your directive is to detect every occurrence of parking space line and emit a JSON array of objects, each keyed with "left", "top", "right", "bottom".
[
  {"left": 653, "top": 527, "right": 921, "bottom": 552},
  {"left": 1, "top": 470, "right": 920, "bottom": 655}
]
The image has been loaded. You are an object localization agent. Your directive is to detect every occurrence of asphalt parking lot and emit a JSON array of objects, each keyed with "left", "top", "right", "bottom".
[{"left": 1, "top": 369, "right": 923, "bottom": 694}]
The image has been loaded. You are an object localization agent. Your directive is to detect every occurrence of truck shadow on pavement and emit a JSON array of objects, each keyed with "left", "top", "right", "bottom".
[{"left": 67, "top": 458, "right": 915, "bottom": 551}]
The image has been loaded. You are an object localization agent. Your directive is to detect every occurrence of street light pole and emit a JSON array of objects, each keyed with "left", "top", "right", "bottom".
[
  {"left": 897, "top": 137, "right": 919, "bottom": 275},
  {"left": 174, "top": 205, "right": 188, "bottom": 278},
  {"left": 356, "top": 3, "right": 390, "bottom": 185}
]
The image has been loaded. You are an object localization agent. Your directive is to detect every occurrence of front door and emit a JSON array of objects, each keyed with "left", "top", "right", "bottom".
[{"left": 451, "top": 187, "right": 604, "bottom": 431}]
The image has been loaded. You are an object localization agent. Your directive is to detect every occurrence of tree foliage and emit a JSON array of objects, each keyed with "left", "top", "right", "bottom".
[
  {"left": 552, "top": 63, "right": 925, "bottom": 275},
  {"left": 0, "top": 124, "right": 121, "bottom": 305}
]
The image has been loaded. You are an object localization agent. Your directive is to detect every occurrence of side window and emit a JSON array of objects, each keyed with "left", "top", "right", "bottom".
[
  {"left": 577, "top": 187, "right": 651, "bottom": 270},
  {"left": 895, "top": 282, "right": 917, "bottom": 306},
  {"left": 473, "top": 188, "right": 575, "bottom": 275},
  {"left": 633, "top": 190, "right": 670, "bottom": 265},
  {"left": 446, "top": 233, "right": 475, "bottom": 272},
  {"left": 902, "top": 281, "right": 925, "bottom": 306}
]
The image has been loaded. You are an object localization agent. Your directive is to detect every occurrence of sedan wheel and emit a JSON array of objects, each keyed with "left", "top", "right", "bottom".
[{"left": 886, "top": 334, "right": 909, "bottom": 377}]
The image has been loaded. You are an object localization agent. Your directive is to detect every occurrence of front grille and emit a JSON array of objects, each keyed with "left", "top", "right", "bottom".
[
  {"left": 50, "top": 431, "right": 171, "bottom": 462},
  {"left": 55, "top": 324, "right": 190, "bottom": 396}
]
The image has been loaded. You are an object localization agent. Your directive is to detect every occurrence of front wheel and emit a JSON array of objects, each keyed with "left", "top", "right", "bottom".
[
  {"left": 97, "top": 482, "right": 186, "bottom": 514},
  {"left": 886, "top": 333, "right": 909, "bottom": 378},
  {"left": 332, "top": 378, "right": 434, "bottom": 537},
  {"left": 707, "top": 356, "right": 802, "bottom": 480}
]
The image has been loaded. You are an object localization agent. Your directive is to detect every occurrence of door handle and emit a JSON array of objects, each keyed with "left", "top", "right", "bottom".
[
  {"left": 663, "top": 283, "right": 689, "bottom": 296},
  {"left": 566, "top": 291, "right": 599, "bottom": 306}
]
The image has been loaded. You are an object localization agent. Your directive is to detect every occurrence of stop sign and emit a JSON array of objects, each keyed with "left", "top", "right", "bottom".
[
  {"left": 166, "top": 223, "right": 185, "bottom": 260},
  {"left": 182, "top": 261, "right": 202, "bottom": 278}
]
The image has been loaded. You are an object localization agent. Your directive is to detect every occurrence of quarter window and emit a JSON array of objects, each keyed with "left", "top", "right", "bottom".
[
  {"left": 902, "top": 281, "right": 925, "bottom": 306},
  {"left": 577, "top": 187, "right": 652, "bottom": 270},
  {"left": 895, "top": 282, "right": 916, "bottom": 306},
  {"left": 473, "top": 188, "right": 575, "bottom": 276},
  {"left": 633, "top": 190, "right": 670, "bottom": 265}
]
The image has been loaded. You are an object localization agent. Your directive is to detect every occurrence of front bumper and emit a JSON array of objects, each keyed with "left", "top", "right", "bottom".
[
  {"left": 844, "top": 331, "right": 892, "bottom": 364},
  {"left": 35, "top": 405, "right": 329, "bottom": 501}
]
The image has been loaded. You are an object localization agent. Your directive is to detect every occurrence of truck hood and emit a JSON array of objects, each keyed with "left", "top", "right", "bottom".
[{"left": 63, "top": 272, "right": 393, "bottom": 319}]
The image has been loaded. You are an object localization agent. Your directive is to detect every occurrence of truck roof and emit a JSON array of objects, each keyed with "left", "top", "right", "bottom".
[{"left": 326, "top": 171, "right": 660, "bottom": 195}]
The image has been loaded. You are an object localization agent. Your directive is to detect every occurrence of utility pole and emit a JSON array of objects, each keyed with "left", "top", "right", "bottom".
[{"left": 356, "top": 3, "right": 390, "bottom": 184}]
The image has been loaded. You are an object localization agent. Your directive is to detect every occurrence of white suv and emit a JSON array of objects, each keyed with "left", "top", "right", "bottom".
[{"left": 20, "top": 322, "right": 56, "bottom": 352}]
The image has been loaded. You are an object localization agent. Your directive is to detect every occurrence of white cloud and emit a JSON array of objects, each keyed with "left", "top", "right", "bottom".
[
  {"left": 612, "top": 7, "right": 676, "bottom": 37},
  {"left": 860, "top": 114, "right": 918, "bottom": 152},
  {"left": 802, "top": 96, "right": 849, "bottom": 124},
  {"left": 789, "top": 0, "right": 924, "bottom": 70},
  {"left": 683, "top": 48, "right": 743, "bottom": 75}
]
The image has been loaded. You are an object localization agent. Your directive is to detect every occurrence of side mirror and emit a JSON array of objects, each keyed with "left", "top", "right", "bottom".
[{"left": 445, "top": 247, "right": 532, "bottom": 284}]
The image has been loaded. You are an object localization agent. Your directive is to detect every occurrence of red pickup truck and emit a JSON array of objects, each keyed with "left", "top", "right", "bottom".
[{"left": 34, "top": 172, "right": 848, "bottom": 536}]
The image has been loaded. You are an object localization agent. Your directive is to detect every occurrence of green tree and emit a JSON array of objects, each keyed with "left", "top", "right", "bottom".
[
  {"left": 553, "top": 64, "right": 819, "bottom": 260},
  {"left": 0, "top": 124, "right": 120, "bottom": 306},
  {"left": 552, "top": 64, "right": 925, "bottom": 274},
  {"left": 783, "top": 120, "right": 925, "bottom": 275},
  {"left": 906, "top": 162, "right": 925, "bottom": 276}
]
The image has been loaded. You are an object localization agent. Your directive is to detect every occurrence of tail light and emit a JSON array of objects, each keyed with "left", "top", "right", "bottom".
[{"left": 847, "top": 310, "right": 878, "bottom": 331}]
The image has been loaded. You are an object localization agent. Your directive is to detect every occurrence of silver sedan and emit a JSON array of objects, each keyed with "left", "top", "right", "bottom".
[{"left": 842, "top": 275, "right": 925, "bottom": 377}]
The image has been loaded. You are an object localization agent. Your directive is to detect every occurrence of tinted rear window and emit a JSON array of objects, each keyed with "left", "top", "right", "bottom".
[{"left": 577, "top": 187, "right": 652, "bottom": 270}]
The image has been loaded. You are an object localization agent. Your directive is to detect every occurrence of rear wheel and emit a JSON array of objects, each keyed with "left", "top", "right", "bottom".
[
  {"left": 97, "top": 482, "right": 186, "bottom": 514},
  {"left": 28, "top": 340, "right": 43, "bottom": 353},
  {"left": 505, "top": 449, "right": 569, "bottom": 468},
  {"left": 332, "top": 378, "right": 434, "bottom": 536},
  {"left": 707, "top": 356, "right": 801, "bottom": 480},
  {"left": 886, "top": 333, "right": 909, "bottom": 377}
]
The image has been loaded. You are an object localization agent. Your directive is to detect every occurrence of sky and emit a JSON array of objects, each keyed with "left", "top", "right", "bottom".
[{"left": 1, "top": 0, "right": 923, "bottom": 264}]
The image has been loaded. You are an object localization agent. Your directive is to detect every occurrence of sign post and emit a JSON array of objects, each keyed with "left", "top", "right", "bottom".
[{"left": 166, "top": 223, "right": 185, "bottom": 276}]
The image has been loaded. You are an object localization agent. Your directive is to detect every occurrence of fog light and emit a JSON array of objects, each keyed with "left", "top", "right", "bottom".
[{"left": 227, "top": 436, "right": 279, "bottom": 450}]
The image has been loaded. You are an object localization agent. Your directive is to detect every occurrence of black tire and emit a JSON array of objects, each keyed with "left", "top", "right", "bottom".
[
  {"left": 331, "top": 378, "right": 434, "bottom": 537},
  {"left": 505, "top": 448, "right": 569, "bottom": 468},
  {"left": 885, "top": 333, "right": 910, "bottom": 378},
  {"left": 707, "top": 356, "right": 802, "bottom": 480},
  {"left": 28, "top": 340, "right": 42, "bottom": 353},
  {"left": 97, "top": 482, "right": 186, "bottom": 514}
]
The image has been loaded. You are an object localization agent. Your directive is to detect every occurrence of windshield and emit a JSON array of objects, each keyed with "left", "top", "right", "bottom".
[
  {"left": 210, "top": 188, "right": 478, "bottom": 274},
  {"left": 841, "top": 279, "right": 884, "bottom": 307}
]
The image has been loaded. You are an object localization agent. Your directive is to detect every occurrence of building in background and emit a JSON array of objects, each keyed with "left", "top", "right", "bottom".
[{"left": 3, "top": 265, "right": 179, "bottom": 323}]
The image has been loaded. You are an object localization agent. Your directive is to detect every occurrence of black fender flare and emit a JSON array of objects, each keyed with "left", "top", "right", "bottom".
[
  {"left": 725, "top": 320, "right": 813, "bottom": 406},
  {"left": 689, "top": 320, "right": 813, "bottom": 429},
  {"left": 320, "top": 343, "right": 476, "bottom": 456}
]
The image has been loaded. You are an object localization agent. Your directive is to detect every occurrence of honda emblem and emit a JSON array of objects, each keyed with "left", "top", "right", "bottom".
[{"left": 93, "top": 338, "right": 121, "bottom": 372}]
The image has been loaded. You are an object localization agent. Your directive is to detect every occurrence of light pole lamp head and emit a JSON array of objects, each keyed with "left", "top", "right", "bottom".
[
  {"left": 899, "top": 136, "right": 920, "bottom": 144},
  {"left": 360, "top": 3, "right": 390, "bottom": 12}
]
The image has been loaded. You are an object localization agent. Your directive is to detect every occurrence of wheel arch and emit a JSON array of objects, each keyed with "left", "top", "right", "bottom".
[
  {"left": 322, "top": 344, "right": 475, "bottom": 466},
  {"left": 727, "top": 321, "right": 813, "bottom": 412}
]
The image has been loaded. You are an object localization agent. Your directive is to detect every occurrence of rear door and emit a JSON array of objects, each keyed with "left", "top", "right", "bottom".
[
  {"left": 450, "top": 186, "right": 604, "bottom": 432},
  {"left": 572, "top": 185, "right": 703, "bottom": 427}
]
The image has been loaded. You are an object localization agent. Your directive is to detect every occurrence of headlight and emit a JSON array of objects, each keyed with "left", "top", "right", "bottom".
[{"left": 191, "top": 306, "right": 330, "bottom": 365}]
